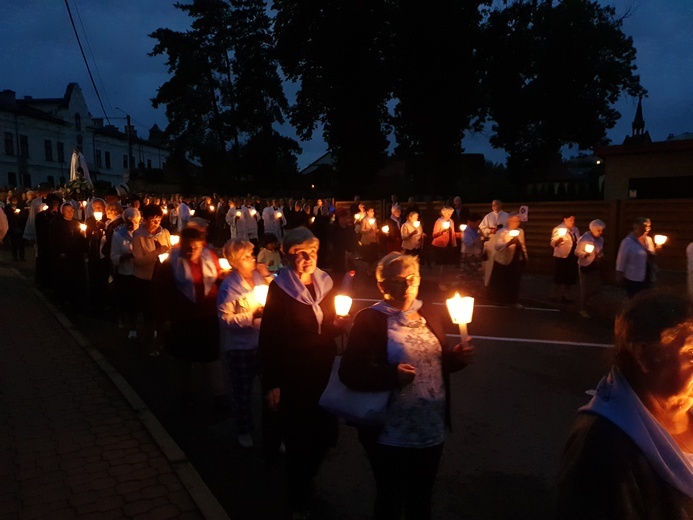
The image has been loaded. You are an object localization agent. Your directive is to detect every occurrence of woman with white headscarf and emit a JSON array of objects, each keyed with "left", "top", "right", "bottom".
[
  {"left": 557, "top": 290, "right": 693, "bottom": 518},
  {"left": 259, "top": 226, "right": 348, "bottom": 519}
]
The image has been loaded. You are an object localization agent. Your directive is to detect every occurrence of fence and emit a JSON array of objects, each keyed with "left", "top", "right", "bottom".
[{"left": 337, "top": 199, "right": 693, "bottom": 277}]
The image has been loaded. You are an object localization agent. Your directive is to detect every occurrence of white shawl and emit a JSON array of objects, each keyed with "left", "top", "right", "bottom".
[{"left": 273, "top": 266, "right": 333, "bottom": 333}]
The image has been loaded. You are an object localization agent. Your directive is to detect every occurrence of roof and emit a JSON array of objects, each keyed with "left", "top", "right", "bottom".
[{"left": 596, "top": 137, "right": 693, "bottom": 158}]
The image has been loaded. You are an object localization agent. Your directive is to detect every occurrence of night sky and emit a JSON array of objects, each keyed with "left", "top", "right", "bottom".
[{"left": 3, "top": 0, "right": 692, "bottom": 169}]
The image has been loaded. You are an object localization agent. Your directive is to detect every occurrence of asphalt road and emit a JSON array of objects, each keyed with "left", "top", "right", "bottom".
[{"left": 6, "top": 252, "right": 615, "bottom": 519}]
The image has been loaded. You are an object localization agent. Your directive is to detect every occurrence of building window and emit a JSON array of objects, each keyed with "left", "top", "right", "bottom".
[
  {"left": 105, "top": 151, "right": 111, "bottom": 169},
  {"left": 4, "top": 132, "right": 14, "bottom": 155},
  {"left": 95, "top": 149, "right": 102, "bottom": 168},
  {"left": 44, "top": 139, "right": 53, "bottom": 161},
  {"left": 123, "top": 154, "right": 128, "bottom": 169},
  {"left": 147, "top": 159, "right": 152, "bottom": 169},
  {"left": 57, "top": 142, "right": 65, "bottom": 163},
  {"left": 19, "top": 135, "right": 29, "bottom": 157},
  {"left": 8, "top": 172, "right": 17, "bottom": 186},
  {"left": 75, "top": 113, "right": 81, "bottom": 131}
]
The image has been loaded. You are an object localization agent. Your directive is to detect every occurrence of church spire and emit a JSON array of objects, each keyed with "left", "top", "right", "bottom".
[{"left": 632, "top": 96, "right": 645, "bottom": 136}]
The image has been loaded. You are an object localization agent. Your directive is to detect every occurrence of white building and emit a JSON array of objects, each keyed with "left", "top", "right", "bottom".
[{"left": 0, "top": 83, "right": 168, "bottom": 189}]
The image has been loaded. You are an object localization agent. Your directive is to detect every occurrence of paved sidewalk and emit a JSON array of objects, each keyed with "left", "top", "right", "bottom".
[{"left": 0, "top": 266, "right": 224, "bottom": 520}]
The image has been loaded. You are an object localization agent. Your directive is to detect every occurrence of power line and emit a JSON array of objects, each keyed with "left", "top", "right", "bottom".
[{"left": 64, "top": 0, "right": 111, "bottom": 125}]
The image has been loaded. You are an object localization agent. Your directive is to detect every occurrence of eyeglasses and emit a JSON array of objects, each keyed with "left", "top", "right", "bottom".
[{"left": 394, "top": 274, "right": 421, "bottom": 287}]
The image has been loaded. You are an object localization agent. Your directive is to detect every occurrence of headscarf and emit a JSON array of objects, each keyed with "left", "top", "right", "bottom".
[
  {"left": 580, "top": 366, "right": 693, "bottom": 497},
  {"left": 273, "top": 266, "right": 333, "bottom": 333}
]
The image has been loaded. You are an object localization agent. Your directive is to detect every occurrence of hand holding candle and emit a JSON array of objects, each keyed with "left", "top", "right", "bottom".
[{"left": 446, "top": 293, "right": 474, "bottom": 341}]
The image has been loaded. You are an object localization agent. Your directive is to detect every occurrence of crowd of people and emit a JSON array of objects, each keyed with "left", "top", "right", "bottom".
[{"left": 3, "top": 183, "right": 693, "bottom": 518}]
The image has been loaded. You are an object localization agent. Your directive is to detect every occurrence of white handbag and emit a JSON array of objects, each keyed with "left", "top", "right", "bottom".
[{"left": 319, "top": 356, "right": 390, "bottom": 425}]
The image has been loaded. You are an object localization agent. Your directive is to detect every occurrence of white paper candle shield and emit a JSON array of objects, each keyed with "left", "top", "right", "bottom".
[
  {"left": 509, "top": 230, "right": 520, "bottom": 237},
  {"left": 654, "top": 234, "right": 668, "bottom": 246},
  {"left": 557, "top": 228, "right": 568, "bottom": 237},
  {"left": 413, "top": 221, "right": 420, "bottom": 228},
  {"left": 381, "top": 225, "right": 389, "bottom": 234},
  {"left": 218, "top": 258, "right": 231, "bottom": 271},
  {"left": 460, "top": 224, "right": 467, "bottom": 232},
  {"left": 442, "top": 221, "right": 450, "bottom": 230},
  {"left": 334, "top": 295, "right": 353, "bottom": 317},
  {"left": 158, "top": 253, "right": 169, "bottom": 263},
  {"left": 584, "top": 243, "right": 595, "bottom": 254},
  {"left": 170, "top": 235, "right": 180, "bottom": 246},
  {"left": 446, "top": 293, "right": 474, "bottom": 341},
  {"left": 254, "top": 285, "right": 269, "bottom": 306}
]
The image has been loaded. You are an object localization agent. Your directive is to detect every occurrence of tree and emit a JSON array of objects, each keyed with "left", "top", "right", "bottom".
[
  {"left": 150, "top": 0, "right": 298, "bottom": 184},
  {"left": 273, "top": 0, "right": 392, "bottom": 193},
  {"left": 482, "top": 0, "right": 645, "bottom": 178},
  {"left": 389, "top": 0, "right": 489, "bottom": 193}
]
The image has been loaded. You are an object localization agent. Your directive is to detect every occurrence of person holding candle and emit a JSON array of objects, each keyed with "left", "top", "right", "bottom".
[
  {"left": 479, "top": 199, "right": 509, "bottom": 287},
  {"left": 460, "top": 213, "right": 484, "bottom": 275},
  {"left": 431, "top": 206, "right": 459, "bottom": 291},
  {"left": 133, "top": 204, "right": 172, "bottom": 356},
  {"left": 339, "top": 252, "right": 474, "bottom": 520},
  {"left": 217, "top": 238, "right": 273, "bottom": 448},
  {"left": 360, "top": 207, "right": 380, "bottom": 275},
  {"left": 259, "top": 226, "right": 348, "bottom": 519},
  {"left": 488, "top": 213, "right": 528, "bottom": 307},
  {"left": 556, "top": 290, "right": 693, "bottom": 518},
  {"left": 575, "top": 219, "right": 606, "bottom": 318},
  {"left": 257, "top": 233, "right": 282, "bottom": 274},
  {"left": 616, "top": 217, "right": 660, "bottom": 298},
  {"left": 111, "top": 208, "right": 141, "bottom": 340},
  {"left": 85, "top": 198, "right": 110, "bottom": 311},
  {"left": 49, "top": 202, "right": 87, "bottom": 306},
  {"left": 262, "top": 198, "right": 286, "bottom": 241},
  {"left": 4, "top": 195, "right": 28, "bottom": 261},
  {"left": 401, "top": 211, "right": 424, "bottom": 257},
  {"left": 549, "top": 214, "right": 580, "bottom": 304}
]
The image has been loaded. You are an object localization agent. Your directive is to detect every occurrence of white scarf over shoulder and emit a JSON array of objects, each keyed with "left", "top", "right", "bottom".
[
  {"left": 273, "top": 267, "right": 333, "bottom": 333},
  {"left": 171, "top": 247, "right": 218, "bottom": 303}
]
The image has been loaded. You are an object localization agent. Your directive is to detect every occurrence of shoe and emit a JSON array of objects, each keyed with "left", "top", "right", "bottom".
[
  {"left": 128, "top": 330, "right": 137, "bottom": 340},
  {"left": 238, "top": 433, "right": 254, "bottom": 448},
  {"left": 580, "top": 310, "right": 591, "bottom": 318}
]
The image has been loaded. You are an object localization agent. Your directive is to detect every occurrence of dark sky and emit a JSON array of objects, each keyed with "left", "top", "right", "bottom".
[{"left": 3, "top": 0, "right": 691, "bottom": 169}]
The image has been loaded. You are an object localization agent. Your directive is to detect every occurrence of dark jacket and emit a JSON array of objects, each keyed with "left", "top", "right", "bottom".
[
  {"left": 556, "top": 413, "right": 693, "bottom": 519},
  {"left": 339, "top": 304, "right": 468, "bottom": 431}
]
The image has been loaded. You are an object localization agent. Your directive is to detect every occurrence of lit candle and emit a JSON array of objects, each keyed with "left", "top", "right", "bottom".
[
  {"left": 81, "top": 201, "right": 87, "bottom": 208},
  {"left": 381, "top": 225, "right": 389, "bottom": 234},
  {"left": 249, "top": 209, "right": 257, "bottom": 217},
  {"left": 236, "top": 210, "right": 242, "bottom": 218},
  {"left": 93, "top": 211, "right": 103, "bottom": 221},
  {"left": 310, "top": 217, "right": 315, "bottom": 224},
  {"left": 334, "top": 295, "right": 353, "bottom": 317},
  {"left": 158, "top": 252, "right": 169, "bottom": 263},
  {"left": 42, "top": 205, "right": 48, "bottom": 211},
  {"left": 584, "top": 243, "right": 595, "bottom": 254},
  {"left": 189, "top": 209, "right": 196, "bottom": 216},
  {"left": 254, "top": 285, "right": 269, "bottom": 306},
  {"left": 354, "top": 213, "right": 362, "bottom": 221},
  {"left": 557, "top": 228, "right": 568, "bottom": 237},
  {"left": 14, "top": 208, "right": 20, "bottom": 214},
  {"left": 162, "top": 208, "right": 168, "bottom": 214},
  {"left": 654, "top": 234, "right": 668, "bottom": 246},
  {"left": 509, "top": 230, "right": 520, "bottom": 237},
  {"left": 209, "top": 205, "right": 215, "bottom": 212},
  {"left": 368, "top": 218, "right": 375, "bottom": 226},
  {"left": 218, "top": 257, "right": 231, "bottom": 270},
  {"left": 170, "top": 235, "right": 180, "bottom": 246},
  {"left": 460, "top": 224, "right": 467, "bottom": 232},
  {"left": 442, "top": 221, "right": 450, "bottom": 230},
  {"left": 446, "top": 293, "right": 474, "bottom": 341},
  {"left": 79, "top": 223, "right": 87, "bottom": 233},
  {"left": 413, "top": 221, "right": 421, "bottom": 228},
  {"left": 275, "top": 211, "right": 283, "bottom": 219}
]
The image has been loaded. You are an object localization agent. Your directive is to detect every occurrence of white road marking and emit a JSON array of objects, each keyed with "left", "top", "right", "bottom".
[
  {"left": 446, "top": 334, "right": 613, "bottom": 349},
  {"left": 353, "top": 298, "right": 559, "bottom": 312}
]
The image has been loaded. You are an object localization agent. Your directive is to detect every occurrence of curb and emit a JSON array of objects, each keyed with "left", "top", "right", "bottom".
[{"left": 10, "top": 266, "right": 231, "bottom": 520}]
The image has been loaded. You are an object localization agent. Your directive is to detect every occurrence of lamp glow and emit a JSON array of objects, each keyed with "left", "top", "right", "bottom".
[
  {"left": 654, "top": 234, "right": 668, "bottom": 246},
  {"left": 254, "top": 285, "right": 269, "bottom": 306},
  {"left": 381, "top": 225, "right": 389, "bottom": 234},
  {"left": 158, "top": 253, "right": 169, "bottom": 263},
  {"left": 93, "top": 211, "right": 103, "bottom": 221},
  {"left": 446, "top": 293, "right": 474, "bottom": 341},
  {"left": 170, "top": 235, "right": 180, "bottom": 246},
  {"left": 334, "top": 295, "right": 353, "bottom": 317},
  {"left": 584, "top": 243, "right": 595, "bottom": 254},
  {"left": 218, "top": 257, "right": 231, "bottom": 270}
]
